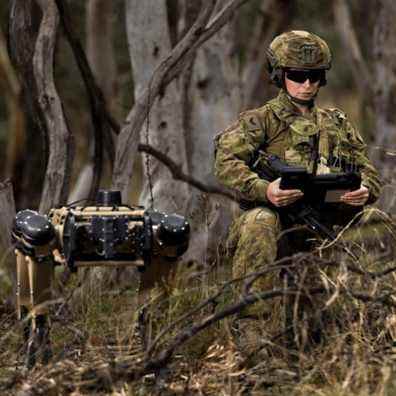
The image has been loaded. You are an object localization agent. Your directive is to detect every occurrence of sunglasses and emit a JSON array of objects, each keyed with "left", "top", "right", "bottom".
[{"left": 285, "top": 69, "right": 325, "bottom": 84}]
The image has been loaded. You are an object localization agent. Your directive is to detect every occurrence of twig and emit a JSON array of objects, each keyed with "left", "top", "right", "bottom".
[
  {"left": 147, "top": 250, "right": 396, "bottom": 364},
  {"left": 146, "top": 253, "right": 309, "bottom": 357},
  {"left": 138, "top": 144, "right": 237, "bottom": 201}
]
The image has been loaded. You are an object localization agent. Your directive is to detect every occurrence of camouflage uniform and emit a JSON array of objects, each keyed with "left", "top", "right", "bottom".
[{"left": 214, "top": 31, "right": 382, "bottom": 357}]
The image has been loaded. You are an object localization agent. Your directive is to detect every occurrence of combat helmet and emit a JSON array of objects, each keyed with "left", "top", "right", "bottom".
[{"left": 267, "top": 30, "right": 332, "bottom": 88}]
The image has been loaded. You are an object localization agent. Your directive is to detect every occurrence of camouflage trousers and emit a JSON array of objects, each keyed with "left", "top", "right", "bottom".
[
  {"left": 226, "top": 206, "right": 316, "bottom": 359},
  {"left": 227, "top": 207, "right": 280, "bottom": 284}
]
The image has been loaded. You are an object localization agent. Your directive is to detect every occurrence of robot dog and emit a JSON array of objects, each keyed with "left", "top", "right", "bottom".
[{"left": 12, "top": 190, "right": 190, "bottom": 368}]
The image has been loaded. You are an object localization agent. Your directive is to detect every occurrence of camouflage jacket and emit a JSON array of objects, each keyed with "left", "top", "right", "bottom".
[{"left": 214, "top": 90, "right": 381, "bottom": 204}]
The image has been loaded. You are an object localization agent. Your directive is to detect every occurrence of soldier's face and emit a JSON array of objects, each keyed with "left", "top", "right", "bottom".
[{"left": 284, "top": 70, "right": 320, "bottom": 101}]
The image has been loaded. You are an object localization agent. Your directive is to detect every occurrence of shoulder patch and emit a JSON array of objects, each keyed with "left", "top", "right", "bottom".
[
  {"left": 239, "top": 110, "right": 261, "bottom": 131},
  {"left": 213, "top": 121, "right": 239, "bottom": 152},
  {"left": 239, "top": 106, "right": 270, "bottom": 132}
]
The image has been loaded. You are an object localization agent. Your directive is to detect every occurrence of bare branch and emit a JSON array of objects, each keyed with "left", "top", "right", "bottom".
[
  {"left": 147, "top": 282, "right": 396, "bottom": 372},
  {"left": 10, "top": 253, "right": 396, "bottom": 393},
  {"left": 138, "top": 144, "right": 237, "bottom": 201},
  {"left": 34, "top": 0, "right": 73, "bottom": 213},
  {"left": 146, "top": 287, "right": 326, "bottom": 371},
  {"left": 146, "top": 254, "right": 298, "bottom": 358}
]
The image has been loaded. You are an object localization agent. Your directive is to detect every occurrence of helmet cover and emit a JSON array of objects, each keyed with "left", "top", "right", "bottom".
[{"left": 267, "top": 30, "right": 332, "bottom": 71}]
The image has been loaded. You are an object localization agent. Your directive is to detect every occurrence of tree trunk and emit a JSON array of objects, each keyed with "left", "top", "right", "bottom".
[
  {"left": 0, "top": 26, "right": 25, "bottom": 190},
  {"left": 371, "top": 0, "right": 396, "bottom": 212},
  {"left": 112, "top": 1, "right": 252, "bottom": 200},
  {"left": 125, "top": 0, "right": 191, "bottom": 214},
  {"left": 184, "top": 0, "right": 240, "bottom": 265},
  {"left": 8, "top": 0, "right": 46, "bottom": 210},
  {"left": 332, "top": 0, "right": 374, "bottom": 143},
  {"left": 34, "top": 0, "right": 73, "bottom": 213},
  {"left": 9, "top": 0, "right": 73, "bottom": 213},
  {"left": 0, "top": 181, "right": 16, "bottom": 303},
  {"left": 86, "top": 0, "right": 117, "bottom": 110}
]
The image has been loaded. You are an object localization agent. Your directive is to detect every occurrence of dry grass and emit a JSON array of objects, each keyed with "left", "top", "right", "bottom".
[{"left": 2, "top": 209, "right": 396, "bottom": 395}]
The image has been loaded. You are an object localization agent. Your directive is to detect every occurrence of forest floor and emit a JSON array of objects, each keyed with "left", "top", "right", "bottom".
[{"left": 2, "top": 213, "right": 396, "bottom": 395}]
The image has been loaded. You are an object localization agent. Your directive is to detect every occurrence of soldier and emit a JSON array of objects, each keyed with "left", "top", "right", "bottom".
[{"left": 214, "top": 31, "right": 382, "bottom": 359}]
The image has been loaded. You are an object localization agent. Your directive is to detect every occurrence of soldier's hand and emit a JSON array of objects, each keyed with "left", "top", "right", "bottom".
[
  {"left": 341, "top": 185, "right": 369, "bottom": 206},
  {"left": 266, "top": 178, "right": 304, "bottom": 207}
]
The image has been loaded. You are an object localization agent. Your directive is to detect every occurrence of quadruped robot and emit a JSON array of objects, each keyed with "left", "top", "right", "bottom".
[{"left": 12, "top": 190, "right": 190, "bottom": 368}]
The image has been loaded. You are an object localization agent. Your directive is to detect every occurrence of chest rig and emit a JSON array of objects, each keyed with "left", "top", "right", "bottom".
[
  {"left": 261, "top": 99, "right": 360, "bottom": 176},
  {"left": 284, "top": 114, "right": 324, "bottom": 175}
]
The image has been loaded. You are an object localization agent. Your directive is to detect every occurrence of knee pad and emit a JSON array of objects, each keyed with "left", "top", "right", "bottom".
[{"left": 243, "top": 207, "right": 280, "bottom": 231}]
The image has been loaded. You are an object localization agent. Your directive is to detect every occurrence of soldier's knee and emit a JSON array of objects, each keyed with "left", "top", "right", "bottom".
[
  {"left": 226, "top": 207, "right": 280, "bottom": 265},
  {"left": 241, "top": 207, "right": 280, "bottom": 234}
]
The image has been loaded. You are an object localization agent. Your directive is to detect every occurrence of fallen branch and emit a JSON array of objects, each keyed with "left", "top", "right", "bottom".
[{"left": 146, "top": 285, "right": 396, "bottom": 373}]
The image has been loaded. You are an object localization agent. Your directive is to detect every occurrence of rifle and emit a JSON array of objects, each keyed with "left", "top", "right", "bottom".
[{"left": 243, "top": 153, "right": 362, "bottom": 241}]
